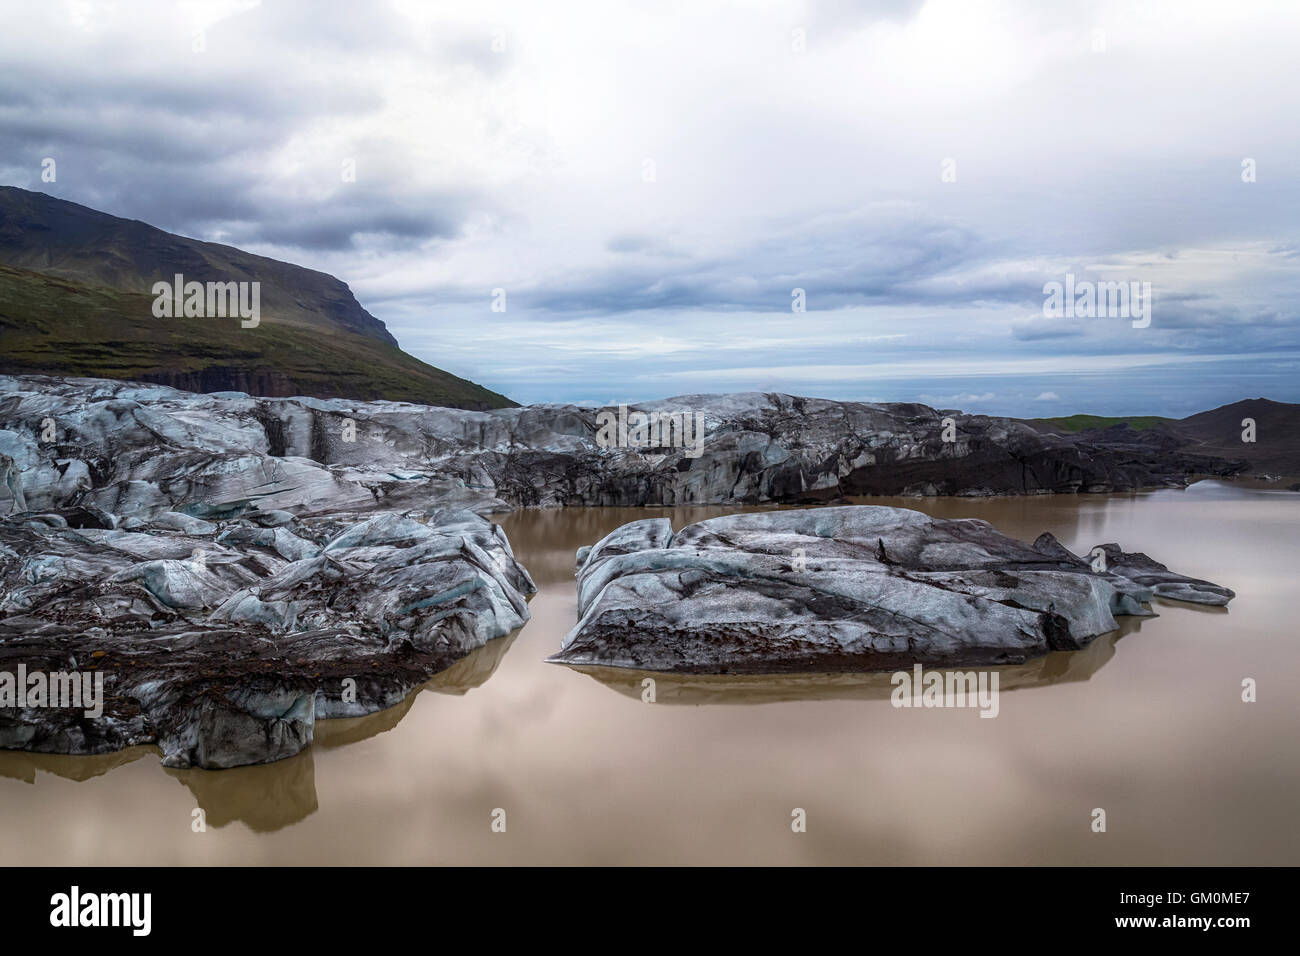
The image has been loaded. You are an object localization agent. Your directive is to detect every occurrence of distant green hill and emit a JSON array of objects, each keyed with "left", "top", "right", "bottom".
[
  {"left": 1027, "top": 413, "right": 1173, "bottom": 433},
  {"left": 0, "top": 186, "right": 514, "bottom": 409},
  {"left": 1025, "top": 403, "right": 1300, "bottom": 476}
]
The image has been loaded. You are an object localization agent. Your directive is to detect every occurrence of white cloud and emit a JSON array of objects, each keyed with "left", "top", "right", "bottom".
[{"left": 2, "top": 0, "right": 1298, "bottom": 412}]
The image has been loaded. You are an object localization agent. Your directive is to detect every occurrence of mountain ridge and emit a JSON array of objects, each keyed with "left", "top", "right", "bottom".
[
  {"left": 1024, "top": 397, "right": 1300, "bottom": 476},
  {"left": 0, "top": 186, "right": 515, "bottom": 410}
]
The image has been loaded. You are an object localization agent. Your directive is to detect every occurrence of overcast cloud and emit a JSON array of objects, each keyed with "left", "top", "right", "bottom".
[{"left": 2, "top": 0, "right": 1297, "bottom": 415}]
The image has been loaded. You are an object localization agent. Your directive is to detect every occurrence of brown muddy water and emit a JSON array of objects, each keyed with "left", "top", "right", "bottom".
[{"left": 1, "top": 481, "right": 1297, "bottom": 865}]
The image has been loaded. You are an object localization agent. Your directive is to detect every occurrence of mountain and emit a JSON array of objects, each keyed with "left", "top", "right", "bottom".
[
  {"left": 0, "top": 186, "right": 514, "bottom": 409},
  {"left": 1027, "top": 397, "right": 1300, "bottom": 476},
  {"left": 1170, "top": 398, "right": 1300, "bottom": 475}
]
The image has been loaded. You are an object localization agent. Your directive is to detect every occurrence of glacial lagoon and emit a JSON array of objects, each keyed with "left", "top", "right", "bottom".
[{"left": 1, "top": 482, "right": 1296, "bottom": 865}]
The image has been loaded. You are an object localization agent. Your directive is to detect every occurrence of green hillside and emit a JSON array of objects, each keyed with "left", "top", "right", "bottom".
[
  {"left": 1028, "top": 413, "right": 1173, "bottom": 433},
  {"left": 0, "top": 186, "right": 515, "bottom": 410},
  {"left": 0, "top": 263, "right": 514, "bottom": 408}
]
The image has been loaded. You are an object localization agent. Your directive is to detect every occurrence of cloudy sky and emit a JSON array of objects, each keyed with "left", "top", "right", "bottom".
[{"left": 2, "top": 0, "right": 1298, "bottom": 415}]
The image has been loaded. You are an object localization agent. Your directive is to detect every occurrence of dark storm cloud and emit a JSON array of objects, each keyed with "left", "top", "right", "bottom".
[
  {"left": 243, "top": 198, "right": 470, "bottom": 250},
  {"left": 0, "top": 0, "right": 499, "bottom": 252},
  {"left": 529, "top": 214, "right": 1032, "bottom": 314},
  {"left": 0, "top": 110, "right": 474, "bottom": 252},
  {"left": 0, "top": 71, "right": 381, "bottom": 129},
  {"left": 1010, "top": 321, "right": 1089, "bottom": 342}
]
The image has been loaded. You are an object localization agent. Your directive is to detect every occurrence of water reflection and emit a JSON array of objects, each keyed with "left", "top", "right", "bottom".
[
  {"left": 314, "top": 629, "right": 520, "bottom": 750},
  {"left": 0, "top": 745, "right": 151, "bottom": 784},
  {"left": 166, "top": 750, "right": 318, "bottom": 832},
  {"left": 563, "top": 619, "right": 1134, "bottom": 705},
  {"left": 0, "top": 628, "right": 523, "bottom": 832}
]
